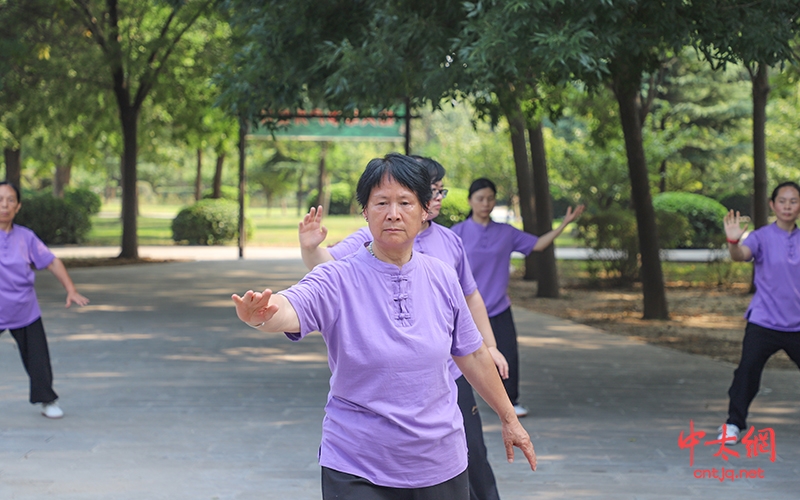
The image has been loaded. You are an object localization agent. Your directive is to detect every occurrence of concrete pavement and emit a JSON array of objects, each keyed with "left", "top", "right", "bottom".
[{"left": 2, "top": 254, "right": 800, "bottom": 499}]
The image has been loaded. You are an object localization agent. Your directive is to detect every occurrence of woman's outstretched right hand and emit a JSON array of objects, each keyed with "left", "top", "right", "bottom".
[{"left": 232, "top": 289, "right": 279, "bottom": 327}]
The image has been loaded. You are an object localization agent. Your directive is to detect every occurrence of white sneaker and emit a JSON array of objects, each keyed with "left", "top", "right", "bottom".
[
  {"left": 717, "top": 423, "right": 740, "bottom": 444},
  {"left": 41, "top": 401, "right": 64, "bottom": 419},
  {"left": 514, "top": 404, "right": 529, "bottom": 418}
]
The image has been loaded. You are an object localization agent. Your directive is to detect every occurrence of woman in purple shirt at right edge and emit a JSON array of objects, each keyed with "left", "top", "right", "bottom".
[
  {"left": 717, "top": 181, "right": 800, "bottom": 444},
  {"left": 452, "top": 178, "right": 584, "bottom": 418}
]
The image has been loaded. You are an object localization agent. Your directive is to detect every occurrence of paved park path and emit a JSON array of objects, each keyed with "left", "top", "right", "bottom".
[{"left": 2, "top": 250, "right": 800, "bottom": 499}]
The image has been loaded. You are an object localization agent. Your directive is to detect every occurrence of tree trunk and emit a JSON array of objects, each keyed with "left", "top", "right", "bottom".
[
  {"left": 54, "top": 162, "right": 72, "bottom": 198},
  {"left": 195, "top": 148, "right": 202, "bottom": 201},
  {"left": 317, "top": 142, "right": 330, "bottom": 216},
  {"left": 659, "top": 160, "right": 667, "bottom": 193},
  {"left": 751, "top": 64, "right": 769, "bottom": 230},
  {"left": 3, "top": 147, "right": 21, "bottom": 187},
  {"left": 504, "top": 102, "right": 537, "bottom": 281},
  {"left": 613, "top": 74, "right": 669, "bottom": 320},
  {"left": 237, "top": 119, "right": 248, "bottom": 258},
  {"left": 528, "top": 122, "right": 559, "bottom": 297},
  {"left": 119, "top": 105, "right": 139, "bottom": 259},
  {"left": 213, "top": 153, "right": 225, "bottom": 199}
]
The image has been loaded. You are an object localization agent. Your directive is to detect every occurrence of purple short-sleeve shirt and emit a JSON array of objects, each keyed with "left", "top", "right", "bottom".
[
  {"left": 0, "top": 225, "right": 56, "bottom": 330},
  {"left": 741, "top": 223, "right": 800, "bottom": 331},
  {"left": 451, "top": 218, "right": 538, "bottom": 317},
  {"left": 280, "top": 246, "right": 483, "bottom": 488},
  {"left": 328, "top": 223, "right": 479, "bottom": 380}
]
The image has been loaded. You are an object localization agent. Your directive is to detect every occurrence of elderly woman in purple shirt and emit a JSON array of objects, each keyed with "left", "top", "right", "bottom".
[
  {"left": 233, "top": 154, "right": 535, "bottom": 499},
  {"left": 0, "top": 181, "right": 89, "bottom": 419},
  {"left": 717, "top": 181, "right": 800, "bottom": 444},
  {"left": 452, "top": 178, "right": 583, "bottom": 418},
  {"left": 299, "top": 156, "right": 507, "bottom": 500}
]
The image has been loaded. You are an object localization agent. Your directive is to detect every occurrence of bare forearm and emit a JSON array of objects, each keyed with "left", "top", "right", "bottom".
[
  {"left": 454, "top": 346, "right": 516, "bottom": 423},
  {"left": 532, "top": 222, "right": 567, "bottom": 252},
  {"left": 465, "top": 290, "right": 496, "bottom": 348},
  {"left": 301, "top": 247, "right": 335, "bottom": 270},
  {"left": 728, "top": 243, "right": 751, "bottom": 262},
  {"left": 247, "top": 293, "right": 301, "bottom": 333},
  {"left": 47, "top": 258, "right": 77, "bottom": 293}
]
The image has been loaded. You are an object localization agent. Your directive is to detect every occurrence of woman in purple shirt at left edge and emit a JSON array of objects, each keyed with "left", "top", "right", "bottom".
[
  {"left": 0, "top": 181, "right": 89, "bottom": 420},
  {"left": 233, "top": 154, "right": 536, "bottom": 499}
]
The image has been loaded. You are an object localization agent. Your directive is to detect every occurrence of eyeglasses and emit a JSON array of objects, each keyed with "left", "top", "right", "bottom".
[{"left": 431, "top": 188, "right": 448, "bottom": 200}]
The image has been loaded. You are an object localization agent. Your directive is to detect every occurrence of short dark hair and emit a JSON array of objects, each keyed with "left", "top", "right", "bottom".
[
  {"left": 356, "top": 153, "right": 432, "bottom": 209},
  {"left": 410, "top": 155, "right": 446, "bottom": 184},
  {"left": 0, "top": 181, "right": 21, "bottom": 201},
  {"left": 468, "top": 178, "right": 497, "bottom": 198},
  {"left": 771, "top": 181, "right": 800, "bottom": 202}
]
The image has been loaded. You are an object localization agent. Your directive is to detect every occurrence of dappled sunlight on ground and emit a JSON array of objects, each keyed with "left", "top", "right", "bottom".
[
  {"left": 59, "top": 333, "right": 156, "bottom": 341},
  {"left": 63, "top": 372, "right": 125, "bottom": 378},
  {"left": 518, "top": 336, "right": 605, "bottom": 350},
  {"left": 75, "top": 305, "right": 156, "bottom": 312}
]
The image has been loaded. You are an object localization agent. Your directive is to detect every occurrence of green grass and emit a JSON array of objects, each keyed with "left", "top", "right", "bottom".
[{"left": 85, "top": 205, "right": 368, "bottom": 247}]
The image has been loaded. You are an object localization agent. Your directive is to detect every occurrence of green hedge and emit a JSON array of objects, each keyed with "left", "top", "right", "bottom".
[
  {"left": 652, "top": 192, "right": 728, "bottom": 248},
  {"left": 576, "top": 207, "right": 691, "bottom": 282},
  {"left": 433, "top": 187, "right": 470, "bottom": 228},
  {"left": 172, "top": 199, "right": 252, "bottom": 245},
  {"left": 16, "top": 192, "right": 91, "bottom": 244}
]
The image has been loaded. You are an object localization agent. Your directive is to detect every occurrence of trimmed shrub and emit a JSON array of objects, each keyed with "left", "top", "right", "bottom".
[
  {"left": 576, "top": 208, "right": 693, "bottom": 282},
  {"left": 64, "top": 187, "right": 102, "bottom": 216},
  {"left": 306, "top": 182, "right": 356, "bottom": 215},
  {"left": 172, "top": 199, "right": 252, "bottom": 245},
  {"left": 15, "top": 192, "right": 91, "bottom": 244},
  {"left": 653, "top": 192, "right": 728, "bottom": 248},
  {"left": 576, "top": 208, "right": 640, "bottom": 282},
  {"left": 433, "top": 187, "right": 470, "bottom": 228}
]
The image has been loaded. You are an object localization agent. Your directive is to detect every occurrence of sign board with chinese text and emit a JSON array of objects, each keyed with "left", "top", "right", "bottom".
[{"left": 248, "top": 109, "right": 405, "bottom": 142}]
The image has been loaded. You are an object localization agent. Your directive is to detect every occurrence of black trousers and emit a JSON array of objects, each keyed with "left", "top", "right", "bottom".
[
  {"left": 321, "top": 467, "right": 468, "bottom": 500},
  {"left": 2, "top": 317, "right": 58, "bottom": 404},
  {"left": 456, "top": 375, "right": 501, "bottom": 500},
  {"left": 489, "top": 307, "right": 519, "bottom": 405},
  {"left": 727, "top": 322, "right": 800, "bottom": 430}
]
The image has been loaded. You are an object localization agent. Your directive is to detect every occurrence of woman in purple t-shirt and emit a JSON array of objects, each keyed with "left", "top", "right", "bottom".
[
  {"left": 299, "top": 157, "right": 508, "bottom": 500},
  {"left": 0, "top": 181, "right": 89, "bottom": 419},
  {"left": 452, "top": 178, "right": 583, "bottom": 418},
  {"left": 233, "top": 155, "right": 535, "bottom": 499},
  {"left": 717, "top": 181, "right": 800, "bottom": 444}
]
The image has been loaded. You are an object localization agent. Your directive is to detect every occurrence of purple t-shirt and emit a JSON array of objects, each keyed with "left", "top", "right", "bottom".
[
  {"left": 741, "top": 223, "right": 800, "bottom": 331},
  {"left": 0, "top": 225, "right": 56, "bottom": 330},
  {"left": 328, "top": 223, "right": 478, "bottom": 381},
  {"left": 451, "top": 218, "right": 538, "bottom": 317},
  {"left": 328, "top": 223, "right": 478, "bottom": 297},
  {"left": 280, "top": 246, "right": 483, "bottom": 488}
]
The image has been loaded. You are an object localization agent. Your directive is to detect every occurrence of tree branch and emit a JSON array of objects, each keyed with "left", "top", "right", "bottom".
[
  {"left": 133, "top": 0, "right": 219, "bottom": 109},
  {"left": 71, "top": 0, "right": 109, "bottom": 55}
]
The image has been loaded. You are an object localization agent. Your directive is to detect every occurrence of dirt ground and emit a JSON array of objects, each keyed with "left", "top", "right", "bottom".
[{"left": 507, "top": 271, "right": 799, "bottom": 371}]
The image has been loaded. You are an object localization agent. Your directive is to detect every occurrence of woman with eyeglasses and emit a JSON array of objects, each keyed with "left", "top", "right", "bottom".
[{"left": 299, "top": 157, "right": 509, "bottom": 500}]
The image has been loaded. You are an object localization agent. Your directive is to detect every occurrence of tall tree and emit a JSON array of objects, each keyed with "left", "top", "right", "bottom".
[
  {"left": 690, "top": 0, "right": 800, "bottom": 229},
  {"left": 69, "top": 0, "right": 219, "bottom": 258},
  {"left": 457, "top": 0, "right": 606, "bottom": 295}
]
